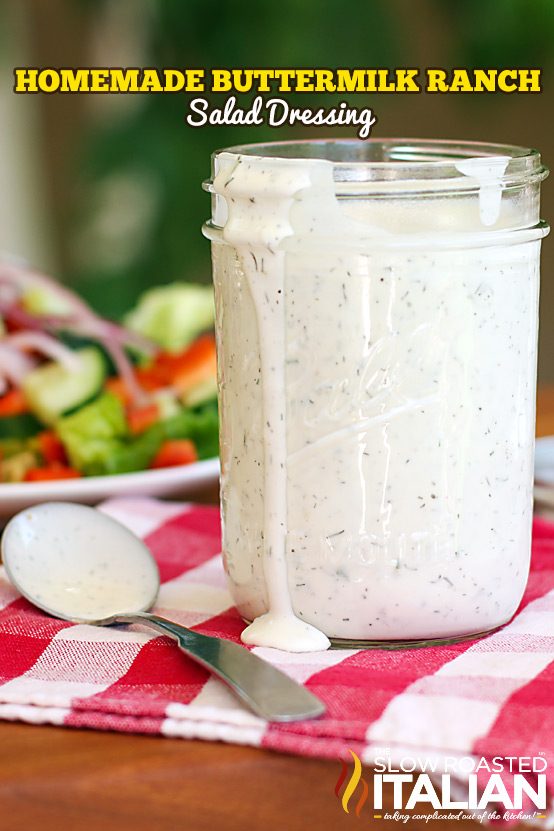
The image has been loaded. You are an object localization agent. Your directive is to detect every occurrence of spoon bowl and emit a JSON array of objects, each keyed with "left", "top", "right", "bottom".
[
  {"left": 3, "top": 502, "right": 160, "bottom": 623},
  {"left": 1, "top": 502, "right": 326, "bottom": 722}
]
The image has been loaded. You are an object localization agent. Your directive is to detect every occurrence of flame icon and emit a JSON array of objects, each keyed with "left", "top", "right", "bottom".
[{"left": 335, "top": 749, "right": 369, "bottom": 817}]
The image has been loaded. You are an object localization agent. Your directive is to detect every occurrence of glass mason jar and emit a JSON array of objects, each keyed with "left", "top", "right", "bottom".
[{"left": 203, "top": 139, "right": 549, "bottom": 652}]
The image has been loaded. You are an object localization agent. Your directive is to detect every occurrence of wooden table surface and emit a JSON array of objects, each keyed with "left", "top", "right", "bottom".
[{"left": 1, "top": 390, "right": 553, "bottom": 831}]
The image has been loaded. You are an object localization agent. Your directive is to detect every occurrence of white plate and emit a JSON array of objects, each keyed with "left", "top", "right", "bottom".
[{"left": 0, "top": 458, "right": 220, "bottom": 522}]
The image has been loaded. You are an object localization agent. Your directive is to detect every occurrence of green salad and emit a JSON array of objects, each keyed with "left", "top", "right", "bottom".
[{"left": 0, "top": 263, "right": 218, "bottom": 483}]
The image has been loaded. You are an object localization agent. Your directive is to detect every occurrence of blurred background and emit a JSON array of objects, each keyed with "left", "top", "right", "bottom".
[{"left": 1, "top": 0, "right": 554, "bottom": 375}]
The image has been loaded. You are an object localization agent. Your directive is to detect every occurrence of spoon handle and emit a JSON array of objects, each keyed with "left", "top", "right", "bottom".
[{"left": 114, "top": 611, "right": 326, "bottom": 722}]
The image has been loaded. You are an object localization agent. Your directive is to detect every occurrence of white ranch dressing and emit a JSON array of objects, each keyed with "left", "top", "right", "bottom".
[
  {"left": 211, "top": 150, "right": 541, "bottom": 652},
  {"left": 455, "top": 156, "right": 510, "bottom": 226},
  {"left": 213, "top": 155, "right": 331, "bottom": 650},
  {"left": 3, "top": 503, "right": 158, "bottom": 622}
]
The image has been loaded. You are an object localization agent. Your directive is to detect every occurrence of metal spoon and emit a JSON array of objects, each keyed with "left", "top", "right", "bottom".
[{"left": 1, "top": 502, "right": 325, "bottom": 722}]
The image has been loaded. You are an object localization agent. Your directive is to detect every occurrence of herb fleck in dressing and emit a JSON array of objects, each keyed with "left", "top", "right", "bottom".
[{"left": 209, "top": 145, "right": 545, "bottom": 652}]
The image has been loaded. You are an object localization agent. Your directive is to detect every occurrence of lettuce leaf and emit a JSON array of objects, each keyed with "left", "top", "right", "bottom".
[{"left": 161, "top": 399, "right": 219, "bottom": 460}]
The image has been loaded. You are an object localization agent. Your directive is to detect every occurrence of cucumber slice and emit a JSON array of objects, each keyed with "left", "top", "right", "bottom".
[
  {"left": 56, "top": 331, "right": 117, "bottom": 374},
  {"left": 0, "top": 412, "right": 42, "bottom": 439},
  {"left": 22, "top": 347, "right": 107, "bottom": 425}
]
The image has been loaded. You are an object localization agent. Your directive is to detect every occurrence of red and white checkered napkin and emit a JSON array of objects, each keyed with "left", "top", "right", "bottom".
[{"left": 1, "top": 499, "right": 554, "bottom": 792}]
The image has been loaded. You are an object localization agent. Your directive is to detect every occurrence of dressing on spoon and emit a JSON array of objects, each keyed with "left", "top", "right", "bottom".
[
  {"left": 1, "top": 502, "right": 326, "bottom": 722},
  {"left": 3, "top": 502, "right": 159, "bottom": 622}
]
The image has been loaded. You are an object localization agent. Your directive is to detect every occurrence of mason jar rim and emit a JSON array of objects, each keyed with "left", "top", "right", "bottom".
[{"left": 208, "top": 137, "right": 548, "bottom": 190}]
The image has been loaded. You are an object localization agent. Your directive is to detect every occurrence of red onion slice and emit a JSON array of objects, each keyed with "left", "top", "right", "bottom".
[
  {"left": 5, "top": 332, "right": 82, "bottom": 372},
  {"left": 0, "top": 343, "right": 36, "bottom": 385},
  {"left": 0, "top": 261, "right": 157, "bottom": 405}
]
